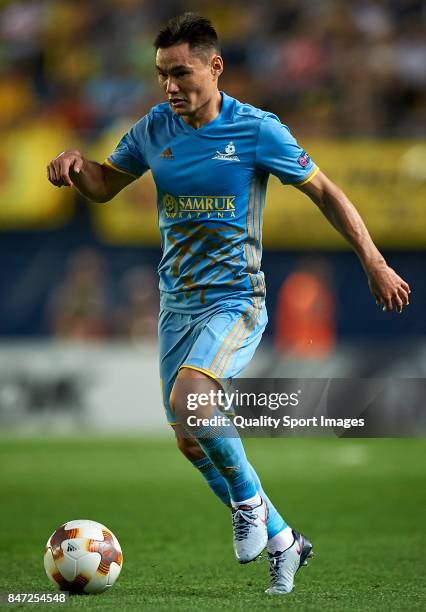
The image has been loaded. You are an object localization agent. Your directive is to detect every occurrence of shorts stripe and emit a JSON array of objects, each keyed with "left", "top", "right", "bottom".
[
  {"left": 213, "top": 311, "right": 251, "bottom": 377},
  {"left": 215, "top": 306, "right": 259, "bottom": 378},
  {"left": 209, "top": 304, "right": 254, "bottom": 373}
]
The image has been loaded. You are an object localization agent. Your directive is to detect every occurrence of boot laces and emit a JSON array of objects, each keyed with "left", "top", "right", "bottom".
[
  {"left": 232, "top": 507, "right": 259, "bottom": 541},
  {"left": 269, "top": 551, "right": 287, "bottom": 586}
]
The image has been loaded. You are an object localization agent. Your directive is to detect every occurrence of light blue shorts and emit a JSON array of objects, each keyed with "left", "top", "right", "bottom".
[{"left": 159, "top": 297, "right": 268, "bottom": 425}]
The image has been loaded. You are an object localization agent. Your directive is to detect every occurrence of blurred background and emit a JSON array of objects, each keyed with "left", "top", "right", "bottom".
[{"left": 0, "top": 0, "right": 425, "bottom": 433}]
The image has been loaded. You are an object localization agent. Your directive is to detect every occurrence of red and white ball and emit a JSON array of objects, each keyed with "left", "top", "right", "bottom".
[{"left": 44, "top": 519, "right": 123, "bottom": 594}]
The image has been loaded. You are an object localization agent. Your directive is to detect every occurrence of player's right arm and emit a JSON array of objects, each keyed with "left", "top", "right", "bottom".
[{"left": 46, "top": 150, "right": 135, "bottom": 202}]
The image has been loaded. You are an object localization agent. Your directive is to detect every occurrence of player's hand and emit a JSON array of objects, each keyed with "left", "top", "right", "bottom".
[
  {"left": 367, "top": 262, "right": 411, "bottom": 313},
  {"left": 46, "top": 150, "right": 84, "bottom": 187}
]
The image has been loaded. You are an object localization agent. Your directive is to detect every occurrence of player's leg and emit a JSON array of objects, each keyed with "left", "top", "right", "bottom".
[
  {"left": 172, "top": 423, "right": 231, "bottom": 506},
  {"left": 159, "top": 308, "right": 266, "bottom": 561},
  {"left": 170, "top": 373, "right": 313, "bottom": 588},
  {"left": 170, "top": 366, "right": 268, "bottom": 563},
  {"left": 173, "top": 421, "right": 292, "bottom": 540},
  {"left": 159, "top": 300, "right": 310, "bottom": 578},
  {"left": 169, "top": 299, "right": 280, "bottom": 516},
  {"left": 158, "top": 309, "right": 231, "bottom": 507},
  {"left": 168, "top": 300, "right": 275, "bottom": 561},
  {"left": 160, "top": 305, "right": 260, "bottom": 505},
  {"left": 169, "top": 297, "right": 313, "bottom": 582},
  {"left": 170, "top": 368, "right": 260, "bottom": 503}
]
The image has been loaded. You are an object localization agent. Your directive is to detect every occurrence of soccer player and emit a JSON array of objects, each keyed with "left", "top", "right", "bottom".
[{"left": 46, "top": 13, "right": 411, "bottom": 595}]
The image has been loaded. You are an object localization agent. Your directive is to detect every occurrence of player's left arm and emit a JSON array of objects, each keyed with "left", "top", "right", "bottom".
[{"left": 297, "top": 169, "right": 411, "bottom": 312}]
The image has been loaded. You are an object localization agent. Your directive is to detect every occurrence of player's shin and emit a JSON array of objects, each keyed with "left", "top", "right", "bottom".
[
  {"left": 173, "top": 378, "right": 258, "bottom": 503},
  {"left": 191, "top": 456, "right": 231, "bottom": 506},
  {"left": 248, "top": 463, "right": 287, "bottom": 539},
  {"left": 189, "top": 412, "right": 259, "bottom": 503}
]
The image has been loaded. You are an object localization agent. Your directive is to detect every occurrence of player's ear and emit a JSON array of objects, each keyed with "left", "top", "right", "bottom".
[{"left": 211, "top": 55, "right": 223, "bottom": 78}]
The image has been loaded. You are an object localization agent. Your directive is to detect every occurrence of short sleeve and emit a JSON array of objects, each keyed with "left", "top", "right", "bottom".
[
  {"left": 105, "top": 115, "right": 150, "bottom": 178},
  {"left": 255, "top": 115, "right": 318, "bottom": 185}
]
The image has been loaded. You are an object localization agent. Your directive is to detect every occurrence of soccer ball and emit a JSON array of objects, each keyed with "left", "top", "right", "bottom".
[{"left": 44, "top": 519, "right": 123, "bottom": 594}]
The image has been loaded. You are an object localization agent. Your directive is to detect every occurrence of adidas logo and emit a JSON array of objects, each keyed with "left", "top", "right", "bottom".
[
  {"left": 67, "top": 543, "right": 78, "bottom": 552},
  {"left": 160, "top": 147, "right": 175, "bottom": 160}
]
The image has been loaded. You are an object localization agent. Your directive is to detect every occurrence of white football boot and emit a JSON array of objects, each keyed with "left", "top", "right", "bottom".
[
  {"left": 265, "top": 530, "right": 313, "bottom": 595},
  {"left": 232, "top": 498, "right": 268, "bottom": 563}
]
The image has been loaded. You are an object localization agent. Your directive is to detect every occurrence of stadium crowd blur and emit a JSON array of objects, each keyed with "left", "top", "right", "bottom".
[
  {"left": 0, "top": 0, "right": 425, "bottom": 345},
  {"left": 2, "top": 0, "right": 424, "bottom": 136}
]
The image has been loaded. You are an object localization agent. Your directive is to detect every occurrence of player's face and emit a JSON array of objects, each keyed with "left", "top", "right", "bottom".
[{"left": 156, "top": 43, "right": 222, "bottom": 118}]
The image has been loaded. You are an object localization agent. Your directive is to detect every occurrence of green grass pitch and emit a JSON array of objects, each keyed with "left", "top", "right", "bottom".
[{"left": 1, "top": 437, "right": 425, "bottom": 611}]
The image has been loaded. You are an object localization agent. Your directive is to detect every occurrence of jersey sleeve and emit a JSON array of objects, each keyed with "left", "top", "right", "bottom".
[
  {"left": 255, "top": 115, "right": 318, "bottom": 186},
  {"left": 105, "top": 115, "right": 150, "bottom": 178}
]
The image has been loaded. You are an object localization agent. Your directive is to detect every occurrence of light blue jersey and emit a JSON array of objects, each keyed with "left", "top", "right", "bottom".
[{"left": 106, "top": 91, "right": 318, "bottom": 313}]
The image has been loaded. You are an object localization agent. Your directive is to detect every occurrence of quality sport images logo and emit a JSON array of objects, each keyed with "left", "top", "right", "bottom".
[{"left": 162, "top": 193, "right": 237, "bottom": 219}]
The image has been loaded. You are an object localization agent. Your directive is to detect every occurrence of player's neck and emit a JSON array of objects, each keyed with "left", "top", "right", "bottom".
[{"left": 183, "top": 90, "right": 222, "bottom": 129}]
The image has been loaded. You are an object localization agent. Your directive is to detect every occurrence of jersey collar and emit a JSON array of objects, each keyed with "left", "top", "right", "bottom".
[{"left": 175, "top": 91, "right": 233, "bottom": 134}]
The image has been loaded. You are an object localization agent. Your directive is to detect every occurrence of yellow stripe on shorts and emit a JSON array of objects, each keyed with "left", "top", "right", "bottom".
[
  {"left": 209, "top": 304, "right": 254, "bottom": 374},
  {"left": 215, "top": 306, "right": 260, "bottom": 378}
]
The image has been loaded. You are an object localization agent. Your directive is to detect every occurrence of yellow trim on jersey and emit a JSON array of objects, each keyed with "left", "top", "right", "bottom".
[
  {"left": 103, "top": 158, "right": 140, "bottom": 179},
  {"left": 178, "top": 364, "right": 218, "bottom": 380},
  {"left": 294, "top": 165, "right": 320, "bottom": 187}
]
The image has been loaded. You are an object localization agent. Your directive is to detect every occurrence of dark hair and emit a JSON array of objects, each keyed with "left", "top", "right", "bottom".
[{"left": 154, "top": 13, "right": 220, "bottom": 55}]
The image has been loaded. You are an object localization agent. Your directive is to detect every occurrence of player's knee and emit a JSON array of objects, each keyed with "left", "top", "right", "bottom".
[
  {"left": 170, "top": 367, "right": 216, "bottom": 422},
  {"left": 169, "top": 384, "right": 185, "bottom": 422}
]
